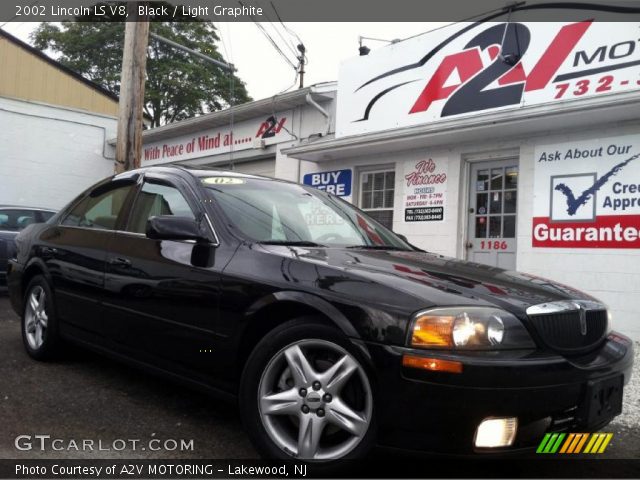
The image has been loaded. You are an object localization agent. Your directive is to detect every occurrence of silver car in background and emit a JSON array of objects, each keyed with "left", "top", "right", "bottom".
[{"left": 0, "top": 206, "right": 56, "bottom": 291}]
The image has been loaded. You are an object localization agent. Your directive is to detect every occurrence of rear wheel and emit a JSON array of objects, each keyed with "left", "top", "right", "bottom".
[
  {"left": 240, "top": 319, "right": 376, "bottom": 461},
  {"left": 22, "top": 275, "right": 60, "bottom": 360}
]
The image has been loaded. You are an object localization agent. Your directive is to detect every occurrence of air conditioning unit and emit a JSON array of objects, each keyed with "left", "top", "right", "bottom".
[{"left": 253, "top": 138, "right": 266, "bottom": 149}]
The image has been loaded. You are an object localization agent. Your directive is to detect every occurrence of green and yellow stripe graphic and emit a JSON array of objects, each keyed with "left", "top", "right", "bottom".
[{"left": 536, "top": 433, "right": 613, "bottom": 454}]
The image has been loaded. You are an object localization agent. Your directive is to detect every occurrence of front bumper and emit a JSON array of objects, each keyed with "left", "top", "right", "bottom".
[{"left": 366, "top": 332, "right": 634, "bottom": 455}]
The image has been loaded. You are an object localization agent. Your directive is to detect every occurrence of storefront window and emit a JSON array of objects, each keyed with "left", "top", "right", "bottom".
[{"left": 359, "top": 169, "right": 395, "bottom": 229}]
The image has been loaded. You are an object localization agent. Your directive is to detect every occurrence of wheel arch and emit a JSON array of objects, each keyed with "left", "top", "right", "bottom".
[
  {"left": 21, "top": 258, "right": 52, "bottom": 302},
  {"left": 236, "top": 291, "right": 363, "bottom": 377}
]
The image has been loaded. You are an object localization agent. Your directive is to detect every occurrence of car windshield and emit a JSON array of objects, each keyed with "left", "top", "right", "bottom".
[{"left": 201, "top": 176, "right": 412, "bottom": 249}]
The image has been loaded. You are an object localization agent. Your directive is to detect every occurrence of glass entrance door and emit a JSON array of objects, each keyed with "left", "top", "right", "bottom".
[{"left": 467, "top": 160, "right": 519, "bottom": 269}]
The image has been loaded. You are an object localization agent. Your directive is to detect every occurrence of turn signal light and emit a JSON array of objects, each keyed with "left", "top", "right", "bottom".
[
  {"left": 411, "top": 315, "right": 455, "bottom": 347},
  {"left": 402, "top": 354, "right": 463, "bottom": 374}
]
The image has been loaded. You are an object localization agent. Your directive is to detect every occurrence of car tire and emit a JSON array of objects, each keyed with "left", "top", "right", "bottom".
[
  {"left": 21, "top": 275, "right": 61, "bottom": 361},
  {"left": 239, "top": 318, "right": 377, "bottom": 462}
]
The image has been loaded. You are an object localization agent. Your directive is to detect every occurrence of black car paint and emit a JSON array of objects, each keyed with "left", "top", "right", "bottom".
[{"left": 8, "top": 166, "right": 634, "bottom": 454}]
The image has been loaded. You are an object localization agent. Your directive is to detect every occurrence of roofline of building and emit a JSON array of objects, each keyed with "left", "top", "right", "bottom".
[
  {"left": 123, "top": 82, "right": 337, "bottom": 145},
  {"left": 283, "top": 90, "right": 640, "bottom": 161},
  {"left": 0, "top": 28, "right": 121, "bottom": 104}
]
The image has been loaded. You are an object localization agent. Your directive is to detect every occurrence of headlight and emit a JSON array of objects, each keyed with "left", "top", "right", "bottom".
[{"left": 409, "top": 307, "right": 535, "bottom": 349}]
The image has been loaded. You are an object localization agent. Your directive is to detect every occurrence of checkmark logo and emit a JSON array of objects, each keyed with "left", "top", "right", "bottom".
[{"left": 554, "top": 152, "right": 640, "bottom": 216}]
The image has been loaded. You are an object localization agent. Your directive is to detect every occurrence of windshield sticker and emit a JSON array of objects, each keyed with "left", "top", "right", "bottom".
[{"left": 202, "top": 177, "right": 245, "bottom": 185}]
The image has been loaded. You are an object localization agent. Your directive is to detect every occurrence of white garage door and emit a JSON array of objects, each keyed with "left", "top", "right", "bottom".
[{"left": 217, "top": 159, "right": 275, "bottom": 178}]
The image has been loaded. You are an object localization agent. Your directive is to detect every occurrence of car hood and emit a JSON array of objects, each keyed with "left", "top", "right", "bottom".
[{"left": 262, "top": 246, "right": 597, "bottom": 316}]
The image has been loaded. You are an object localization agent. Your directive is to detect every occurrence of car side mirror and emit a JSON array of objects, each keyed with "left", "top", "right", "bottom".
[
  {"left": 395, "top": 233, "right": 409, "bottom": 243},
  {"left": 146, "top": 215, "right": 211, "bottom": 243}
]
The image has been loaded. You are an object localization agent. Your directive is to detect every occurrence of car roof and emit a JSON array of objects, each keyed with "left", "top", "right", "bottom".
[
  {"left": 186, "top": 167, "right": 265, "bottom": 179},
  {"left": 113, "top": 165, "right": 294, "bottom": 185}
]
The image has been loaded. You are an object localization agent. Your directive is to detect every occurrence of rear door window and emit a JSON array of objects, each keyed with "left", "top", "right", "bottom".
[{"left": 62, "top": 184, "right": 133, "bottom": 230}]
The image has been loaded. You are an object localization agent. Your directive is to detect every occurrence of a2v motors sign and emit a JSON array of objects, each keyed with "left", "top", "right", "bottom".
[
  {"left": 337, "top": 20, "right": 640, "bottom": 137},
  {"left": 303, "top": 169, "right": 352, "bottom": 197}
]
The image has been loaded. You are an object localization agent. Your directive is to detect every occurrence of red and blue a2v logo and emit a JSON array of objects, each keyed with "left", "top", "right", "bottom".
[
  {"left": 409, "top": 22, "right": 591, "bottom": 116},
  {"left": 349, "top": 19, "right": 640, "bottom": 126}
]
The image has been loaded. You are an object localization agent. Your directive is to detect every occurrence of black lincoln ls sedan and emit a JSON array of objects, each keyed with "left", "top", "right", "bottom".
[{"left": 8, "top": 166, "right": 634, "bottom": 461}]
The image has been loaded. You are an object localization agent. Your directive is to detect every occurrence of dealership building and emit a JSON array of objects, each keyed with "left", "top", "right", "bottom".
[
  {"left": 0, "top": 29, "right": 120, "bottom": 210},
  {"left": 141, "top": 21, "right": 640, "bottom": 339}
]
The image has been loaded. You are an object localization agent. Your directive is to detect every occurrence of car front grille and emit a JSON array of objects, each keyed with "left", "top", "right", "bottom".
[
  {"left": 550, "top": 406, "right": 579, "bottom": 432},
  {"left": 531, "top": 309, "right": 608, "bottom": 353}
]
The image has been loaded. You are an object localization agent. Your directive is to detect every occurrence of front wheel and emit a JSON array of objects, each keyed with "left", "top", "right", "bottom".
[{"left": 240, "top": 319, "right": 376, "bottom": 462}]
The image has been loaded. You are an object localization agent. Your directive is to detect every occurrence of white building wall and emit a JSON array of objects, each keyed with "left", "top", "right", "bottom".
[
  {"left": 516, "top": 122, "right": 640, "bottom": 340},
  {"left": 0, "top": 96, "right": 116, "bottom": 209},
  {"left": 300, "top": 120, "right": 640, "bottom": 339},
  {"left": 271, "top": 97, "right": 335, "bottom": 182}
]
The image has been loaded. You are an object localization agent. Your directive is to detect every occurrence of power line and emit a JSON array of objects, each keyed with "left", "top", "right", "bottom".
[
  {"left": 252, "top": 3, "right": 298, "bottom": 59},
  {"left": 253, "top": 21, "right": 297, "bottom": 69},
  {"left": 215, "top": 23, "right": 231, "bottom": 64},
  {"left": 265, "top": 21, "right": 299, "bottom": 59},
  {"left": 269, "top": 1, "right": 307, "bottom": 70},
  {"left": 270, "top": 1, "right": 303, "bottom": 47},
  {"left": 245, "top": 0, "right": 299, "bottom": 58},
  {"left": 239, "top": 1, "right": 298, "bottom": 70},
  {"left": 277, "top": 71, "right": 299, "bottom": 95},
  {"left": 394, "top": 3, "right": 525, "bottom": 45},
  {"left": 228, "top": 71, "right": 236, "bottom": 170}
]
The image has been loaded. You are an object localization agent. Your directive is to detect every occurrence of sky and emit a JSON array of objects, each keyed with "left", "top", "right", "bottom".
[{"left": 2, "top": 22, "right": 448, "bottom": 100}]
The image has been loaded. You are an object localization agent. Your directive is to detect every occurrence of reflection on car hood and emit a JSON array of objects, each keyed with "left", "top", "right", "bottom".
[{"left": 261, "top": 245, "right": 596, "bottom": 314}]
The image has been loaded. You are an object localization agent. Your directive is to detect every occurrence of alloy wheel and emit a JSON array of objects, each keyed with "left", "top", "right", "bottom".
[
  {"left": 258, "top": 339, "right": 373, "bottom": 460},
  {"left": 25, "top": 286, "right": 48, "bottom": 350}
]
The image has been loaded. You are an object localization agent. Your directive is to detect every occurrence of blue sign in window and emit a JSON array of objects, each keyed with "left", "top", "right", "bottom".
[{"left": 303, "top": 169, "right": 352, "bottom": 197}]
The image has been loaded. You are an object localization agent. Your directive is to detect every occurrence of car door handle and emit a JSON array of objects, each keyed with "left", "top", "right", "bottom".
[{"left": 109, "top": 257, "right": 131, "bottom": 267}]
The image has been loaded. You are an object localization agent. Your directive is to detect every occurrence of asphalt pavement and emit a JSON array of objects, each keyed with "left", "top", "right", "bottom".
[
  {"left": 0, "top": 296, "right": 638, "bottom": 462},
  {"left": 0, "top": 296, "right": 255, "bottom": 460}
]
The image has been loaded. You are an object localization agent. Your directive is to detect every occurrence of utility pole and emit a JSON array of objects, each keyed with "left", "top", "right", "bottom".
[
  {"left": 297, "top": 44, "right": 306, "bottom": 89},
  {"left": 115, "top": 2, "right": 150, "bottom": 173}
]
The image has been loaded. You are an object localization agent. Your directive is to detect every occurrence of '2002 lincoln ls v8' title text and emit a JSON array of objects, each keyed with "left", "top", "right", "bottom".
[{"left": 8, "top": 166, "right": 634, "bottom": 461}]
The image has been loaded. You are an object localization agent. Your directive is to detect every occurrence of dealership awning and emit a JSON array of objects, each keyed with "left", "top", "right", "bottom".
[{"left": 283, "top": 91, "right": 640, "bottom": 162}]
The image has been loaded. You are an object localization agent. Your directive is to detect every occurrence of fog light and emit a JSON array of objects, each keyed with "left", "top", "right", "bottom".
[{"left": 474, "top": 417, "right": 518, "bottom": 448}]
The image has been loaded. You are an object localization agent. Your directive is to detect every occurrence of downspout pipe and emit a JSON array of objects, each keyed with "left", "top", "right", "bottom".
[{"left": 305, "top": 92, "right": 330, "bottom": 137}]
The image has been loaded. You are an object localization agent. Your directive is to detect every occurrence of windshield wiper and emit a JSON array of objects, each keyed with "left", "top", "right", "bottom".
[
  {"left": 259, "top": 240, "right": 327, "bottom": 247},
  {"left": 346, "top": 245, "right": 409, "bottom": 250}
]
